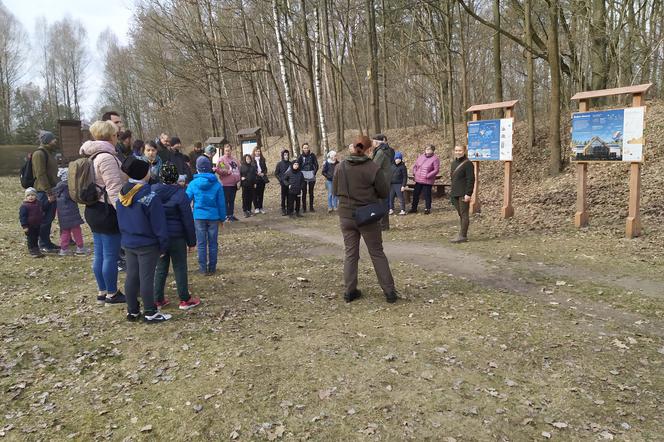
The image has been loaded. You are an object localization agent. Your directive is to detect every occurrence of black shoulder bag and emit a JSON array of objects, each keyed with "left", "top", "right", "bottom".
[{"left": 343, "top": 161, "right": 387, "bottom": 227}]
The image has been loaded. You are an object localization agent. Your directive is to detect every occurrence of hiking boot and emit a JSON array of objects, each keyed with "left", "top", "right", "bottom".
[
  {"left": 105, "top": 291, "right": 126, "bottom": 305},
  {"left": 155, "top": 298, "right": 170, "bottom": 309},
  {"left": 75, "top": 247, "right": 90, "bottom": 256},
  {"left": 424, "top": 209, "right": 431, "bottom": 215},
  {"left": 385, "top": 290, "right": 399, "bottom": 303},
  {"left": 450, "top": 236, "right": 468, "bottom": 244},
  {"left": 179, "top": 297, "right": 201, "bottom": 310},
  {"left": 144, "top": 311, "right": 172, "bottom": 323},
  {"left": 58, "top": 249, "right": 73, "bottom": 257},
  {"left": 344, "top": 289, "right": 362, "bottom": 303}
]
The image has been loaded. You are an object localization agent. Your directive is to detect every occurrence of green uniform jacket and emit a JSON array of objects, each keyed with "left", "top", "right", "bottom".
[
  {"left": 32, "top": 145, "right": 58, "bottom": 193},
  {"left": 372, "top": 144, "right": 392, "bottom": 196},
  {"left": 450, "top": 156, "right": 475, "bottom": 197}
]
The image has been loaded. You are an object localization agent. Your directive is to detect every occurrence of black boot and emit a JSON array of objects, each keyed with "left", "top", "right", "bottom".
[{"left": 344, "top": 289, "right": 362, "bottom": 303}]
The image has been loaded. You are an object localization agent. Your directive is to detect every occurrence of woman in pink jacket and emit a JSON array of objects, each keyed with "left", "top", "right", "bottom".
[
  {"left": 80, "top": 120, "right": 128, "bottom": 305},
  {"left": 408, "top": 144, "right": 440, "bottom": 215},
  {"left": 215, "top": 143, "right": 241, "bottom": 222}
]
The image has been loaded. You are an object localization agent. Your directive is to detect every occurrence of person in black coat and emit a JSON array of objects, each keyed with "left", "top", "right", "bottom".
[
  {"left": 389, "top": 151, "right": 408, "bottom": 215},
  {"left": 297, "top": 143, "right": 319, "bottom": 212},
  {"left": 283, "top": 161, "right": 304, "bottom": 218},
  {"left": 169, "top": 137, "right": 193, "bottom": 183},
  {"left": 274, "top": 149, "right": 292, "bottom": 216},
  {"left": 252, "top": 147, "right": 268, "bottom": 213},
  {"left": 240, "top": 154, "right": 257, "bottom": 217},
  {"left": 449, "top": 145, "right": 475, "bottom": 243}
]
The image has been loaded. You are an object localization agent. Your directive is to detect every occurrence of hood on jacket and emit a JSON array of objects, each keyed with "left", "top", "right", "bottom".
[
  {"left": 80, "top": 140, "right": 116, "bottom": 157},
  {"left": 281, "top": 149, "right": 291, "bottom": 161},
  {"left": 119, "top": 182, "right": 147, "bottom": 207},
  {"left": 192, "top": 173, "right": 218, "bottom": 190},
  {"left": 153, "top": 183, "right": 179, "bottom": 203},
  {"left": 345, "top": 155, "right": 372, "bottom": 165}
]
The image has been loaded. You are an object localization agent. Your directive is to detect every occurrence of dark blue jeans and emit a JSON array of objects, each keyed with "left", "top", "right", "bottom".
[
  {"left": 223, "top": 186, "right": 237, "bottom": 218},
  {"left": 92, "top": 232, "right": 121, "bottom": 293},
  {"left": 36, "top": 191, "right": 56, "bottom": 248},
  {"left": 195, "top": 219, "right": 219, "bottom": 273}
]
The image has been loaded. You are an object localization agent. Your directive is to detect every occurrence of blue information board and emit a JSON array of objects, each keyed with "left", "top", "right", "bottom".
[
  {"left": 467, "top": 118, "right": 513, "bottom": 161},
  {"left": 571, "top": 108, "right": 645, "bottom": 162}
]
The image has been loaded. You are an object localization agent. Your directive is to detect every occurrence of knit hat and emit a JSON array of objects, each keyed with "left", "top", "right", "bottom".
[
  {"left": 372, "top": 134, "right": 386, "bottom": 142},
  {"left": 39, "top": 130, "right": 56, "bottom": 145},
  {"left": 25, "top": 187, "right": 37, "bottom": 197},
  {"left": 204, "top": 144, "right": 216, "bottom": 156},
  {"left": 57, "top": 167, "right": 69, "bottom": 181},
  {"left": 170, "top": 136, "right": 181, "bottom": 147},
  {"left": 196, "top": 155, "right": 213, "bottom": 173},
  {"left": 394, "top": 151, "right": 403, "bottom": 160},
  {"left": 161, "top": 163, "right": 179, "bottom": 184},
  {"left": 121, "top": 156, "right": 151, "bottom": 181}
]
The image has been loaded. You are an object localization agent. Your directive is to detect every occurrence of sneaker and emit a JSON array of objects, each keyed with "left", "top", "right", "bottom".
[
  {"left": 59, "top": 249, "right": 73, "bottom": 257},
  {"left": 30, "top": 248, "right": 45, "bottom": 258},
  {"left": 244, "top": 211, "right": 252, "bottom": 218},
  {"left": 259, "top": 209, "right": 266, "bottom": 214},
  {"left": 399, "top": 210, "right": 406, "bottom": 215},
  {"left": 424, "top": 209, "right": 431, "bottom": 215},
  {"left": 344, "top": 289, "right": 362, "bottom": 303},
  {"left": 126, "top": 312, "right": 141, "bottom": 322},
  {"left": 105, "top": 291, "right": 126, "bottom": 305},
  {"left": 97, "top": 294, "right": 107, "bottom": 303},
  {"left": 75, "top": 247, "right": 90, "bottom": 256},
  {"left": 40, "top": 246, "right": 59, "bottom": 254},
  {"left": 144, "top": 311, "right": 172, "bottom": 323},
  {"left": 385, "top": 290, "right": 398, "bottom": 303},
  {"left": 117, "top": 259, "right": 127, "bottom": 273},
  {"left": 388, "top": 209, "right": 394, "bottom": 215},
  {"left": 254, "top": 208, "right": 260, "bottom": 214},
  {"left": 179, "top": 297, "right": 201, "bottom": 310},
  {"left": 155, "top": 298, "right": 170, "bottom": 309}
]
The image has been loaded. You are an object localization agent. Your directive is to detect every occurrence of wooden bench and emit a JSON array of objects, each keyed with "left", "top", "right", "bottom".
[{"left": 402, "top": 176, "right": 450, "bottom": 205}]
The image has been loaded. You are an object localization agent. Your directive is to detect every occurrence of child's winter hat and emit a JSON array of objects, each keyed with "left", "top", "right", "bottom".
[
  {"left": 39, "top": 130, "right": 56, "bottom": 145},
  {"left": 395, "top": 151, "right": 403, "bottom": 160},
  {"left": 160, "top": 163, "right": 179, "bottom": 184},
  {"left": 57, "top": 167, "right": 68, "bottom": 181},
  {"left": 204, "top": 145, "right": 217, "bottom": 156},
  {"left": 196, "top": 155, "right": 213, "bottom": 173},
  {"left": 122, "top": 156, "right": 151, "bottom": 181},
  {"left": 25, "top": 187, "right": 37, "bottom": 197},
  {"left": 177, "top": 174, "right": 187, "bottom": 184}
]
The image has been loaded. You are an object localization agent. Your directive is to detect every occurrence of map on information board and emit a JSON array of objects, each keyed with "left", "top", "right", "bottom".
[
  {"left": 467, "top": 118, "right": 513, "bottom": 161},
  {"left": 571, "top": 107, "right": 645, "bottom": 162}
]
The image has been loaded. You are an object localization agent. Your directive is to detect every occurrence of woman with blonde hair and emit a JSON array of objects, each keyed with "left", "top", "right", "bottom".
[{"left": 80, "top": 120, "right": 128, "bottom": 305}]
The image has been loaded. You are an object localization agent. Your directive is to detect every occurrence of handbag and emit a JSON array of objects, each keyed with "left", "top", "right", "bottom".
[
  {"left": 343, "top": 162, "right": 387, "bottom": 227},
  {"left": 302, "top": 170, "right": 315, "bottom": 181}
]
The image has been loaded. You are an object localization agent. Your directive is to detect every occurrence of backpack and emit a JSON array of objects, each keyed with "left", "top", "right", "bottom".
[
  {"left": 68, "top": 152, "right": 110, "bottom": 205},
  {"left": 20, "top": 148, "right": 47, "bottom": 189}
]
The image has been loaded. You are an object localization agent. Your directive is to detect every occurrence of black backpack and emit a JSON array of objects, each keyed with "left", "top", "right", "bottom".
[{"left": 20, "top": 148, "right": 47, "bottom": 189}]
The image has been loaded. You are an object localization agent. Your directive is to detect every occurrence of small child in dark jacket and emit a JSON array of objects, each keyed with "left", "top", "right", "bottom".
[
  {"left": 19, "top": 187, "right": 45, "bottom": 258},
  {"left": 152, "top": 164, "right": 201, "bottom": 310},
  {"left": 389, "top": 151, "right": 408, "bottom": 215},
  {"left": 117, "top": 157, "right": 171, "bottom": 323},
  {"left": 274, "top": 149, "right": 292, "bottom": 216},
  {"left": 283, "top": 160, "right": 305, "bottom": 218},
  {"left": 54, "top": 168, "right": 89, "bottom": 256}
]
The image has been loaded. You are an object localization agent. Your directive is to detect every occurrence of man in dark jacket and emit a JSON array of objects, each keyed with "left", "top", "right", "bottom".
[
  {"left": 372, "top": 134, "right": 393, "bottom": 231},
  {"left": 155, "top": 133, "right": 172, "bottom": 163},
  {"left": 116, "top": 130, "right": 133, "bottom": 163},
  {"left": 274, "top": 149, "right": 292, "bottom": 216},
  {"left": 169, "top": 137, "right": 193, "bottom": 182},
  {"left": 283, "top": 160, "right": 304, "bottom": 218},
  {"left": 189, "top": 142, "right": 203, "bottom": 165},
  {"left": 297, "top": 143, "right": 319, "bottom": 212},
  {"left": 449, "top": 145, "right": 475, "bottom": 243},
  {"left": 32, "top": 130, "right": 59, "bottom": 253},
  {"left": 389, "top": 151, "right": 408, "bottom": 215}
]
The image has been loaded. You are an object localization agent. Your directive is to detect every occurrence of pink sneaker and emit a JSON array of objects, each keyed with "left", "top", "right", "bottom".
[
  {"left": 179, "top": 297, "right": 201, "bottom": 310},
  {"left": 155, "top": 298, "right": 170, "bottom": 309}
]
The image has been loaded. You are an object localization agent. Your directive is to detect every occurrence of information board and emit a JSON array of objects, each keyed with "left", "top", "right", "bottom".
[
  {"left": 467, "top": 118, "right": 513, "bottom": 161},
  {"left": 571, "top": 107, "right": 645, "bottom": 162}
]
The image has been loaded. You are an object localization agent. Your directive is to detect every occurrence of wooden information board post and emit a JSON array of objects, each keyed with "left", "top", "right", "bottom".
[
  {"left": 571, "top": 83, "right": 651, "bottom": 238},
  {"left": 465, "top": 100, "right": 518, "bottom": 218}
]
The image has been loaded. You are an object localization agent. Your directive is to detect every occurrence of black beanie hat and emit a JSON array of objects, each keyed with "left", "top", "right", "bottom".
[
  {"left": 161, "top": 162, "right": 179, "bottom": 184},
  {"left": 122, "top": 156, "right": 151, "bottom": 181},
  {"left": 170, "top": 136, "right": 181, "bottom": 146}
]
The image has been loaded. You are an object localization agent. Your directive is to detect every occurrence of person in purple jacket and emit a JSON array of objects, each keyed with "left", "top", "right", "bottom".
[
  {"left": 19, "top": 187, "right": 45, "bottom": 258},
  {"left": 408, "top": 144, "right": 440, "bottom": 215},
  {"left": 54, "top": 169, "right": 89, "bottom": 256},
  {"left": 152, "top": 164, "right": 201, "bottom": 310},
  {"left": 117, "top": 157, "right": 171, "bottom": 323}
]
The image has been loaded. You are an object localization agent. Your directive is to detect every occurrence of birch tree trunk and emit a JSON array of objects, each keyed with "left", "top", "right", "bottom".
[
  {"left": 313, "top": 7, "right": 329, "bottom": 155},
  {"left": 492, "top": 0, "right": 503, "bottom": 103},
  {"left": 273, "top": 0, "right": 299, "bottom": 153},
  {"left": 548, "top": 0, "right": 562, "bottom": 175}
]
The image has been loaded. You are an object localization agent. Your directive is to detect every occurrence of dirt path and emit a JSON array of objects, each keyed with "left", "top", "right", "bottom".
[{"left": 237, "top": 216, "right": 664, "bottom": 337}]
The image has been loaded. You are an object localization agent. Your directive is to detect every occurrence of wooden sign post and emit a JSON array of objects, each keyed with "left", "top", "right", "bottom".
[
  {"left": 465, "top": 100, "right": 518, "bottom": 218},
  {"left": 570, "top": 84, "right": 651, "bottom": 238}
]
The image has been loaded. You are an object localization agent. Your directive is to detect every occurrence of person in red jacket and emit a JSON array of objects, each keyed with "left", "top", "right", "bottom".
[{"left": 409, "top": 145, "right": 440, "bottom": 214}]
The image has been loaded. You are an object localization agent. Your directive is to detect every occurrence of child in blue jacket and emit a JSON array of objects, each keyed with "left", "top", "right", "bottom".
[
  {"left": 186, "top": 156, "right": 226, "bottom": 275},
  {"left": 153, "top": 164, "right": 200, "bottom": 310},
  {"left": 117, "top": 157, "right": 170, "bottom": 323}
]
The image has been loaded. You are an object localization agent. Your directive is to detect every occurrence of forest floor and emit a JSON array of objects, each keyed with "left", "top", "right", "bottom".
[{"left": 1, "top": 175, "right": 663, "bottom": 441}]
